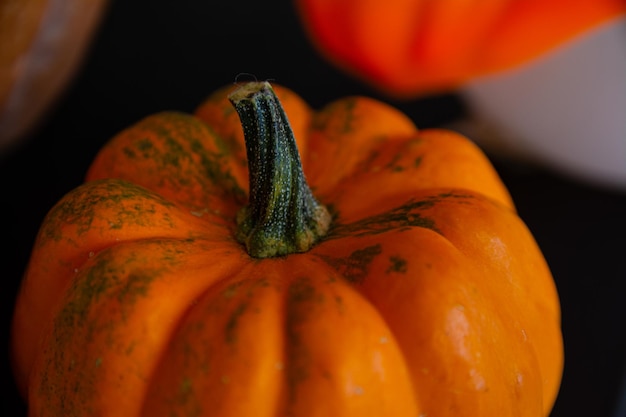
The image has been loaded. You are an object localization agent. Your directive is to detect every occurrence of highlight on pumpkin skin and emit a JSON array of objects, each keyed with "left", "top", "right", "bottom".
[{"left": 295, "top": 0, "right": 626, "bottom": 97}]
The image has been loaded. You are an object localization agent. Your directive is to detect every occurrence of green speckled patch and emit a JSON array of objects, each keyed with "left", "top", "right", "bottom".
[
  {"left": 330, "top": 199, "right": 438, "bottom": 238},
  {"left": 122, "top": 112, "right": 246, "bottom": 203},
  {"left": 329, "top": 192, "right": 475, "bottom": 239},
  {"left": 385, "top": 151, "right": 405, "bottom": 172},
  {"left": 39, "top": 179, "right": 176, "bottom": 246},
  {"left": 311, "top": 98, "right": 358, "bottom": 138},
  {"left": 285, "top": 278, "right": 317, "bottom": 404},
  {"left": 387, "top": 256, "right": 408, "bottom": 274},
  {"left": 38, "top": 240, "right": 187, "bottom": 416},
  {"left": 318, "top": 244, "right": 382, "bottom": 284},
  {"left": 224, "top": 301, "right": 249, "bottom": 345},
  {"left": 174, "top": 376, "right": 203, "bottom": 417},
  {"left": 220, "top": 278, "right": 271, "bottom": 347}
]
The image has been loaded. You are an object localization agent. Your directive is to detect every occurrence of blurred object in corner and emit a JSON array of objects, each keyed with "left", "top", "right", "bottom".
[
  {"left": 458, "top": 16, "right": 626, "bottom": 191},
  {"left": 0, "top": 0, "right": 109, "bottom": 154}
]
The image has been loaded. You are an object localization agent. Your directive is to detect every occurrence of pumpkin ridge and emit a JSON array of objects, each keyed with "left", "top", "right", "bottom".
[
  {"left": 39, "top": 179, "right": 176, "bottom": 245},
  {"left": 318, "top": 127, "right": 515, "bottom": 214},
  {"left": 277, "top": 258, "right": 421, "bottom": 415},
  {"left": 11, "top": 180, "right": 235, "bottom": 396},
  {"left": 141, "top": 262, "right": 285, "bottom": 416},
  {"left": 304, "top": 95, "right": 417, "bottom": 195},
  {"left": 315, "top": 226, "right": 543, "bottom": 416},
  {"left": 282, "top": 276, "right": 317, "bottom": 408},
  {"left": 325, "top": 192, "right": 477, "bottom": 239},
  {"left": 34, "top": 240, "right": 191, "bottom": 416},
  {"left": 39, "top": 238, "right": 248, "bottom": 416},
  {"left": 87, "top": 111, "right": 247, "bottom": 211},
  {"left": 315, "top": 244, "right": 383, "bottom": 285}
]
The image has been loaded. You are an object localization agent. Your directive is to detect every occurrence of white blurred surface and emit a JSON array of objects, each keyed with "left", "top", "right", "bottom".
[{"left": 461, "top": 17, "right": 626, "bottom": 190}]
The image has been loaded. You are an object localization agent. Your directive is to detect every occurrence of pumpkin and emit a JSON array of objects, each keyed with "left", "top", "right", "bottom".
[
  {"left": 11, "top": 81, "right": 563, "bottom": 416},
  {"left": 295, "top": 0, "right": 626, "bottom": 97},
  {"left": 0, "top": 0, "right": 109, "bottom": 152}
]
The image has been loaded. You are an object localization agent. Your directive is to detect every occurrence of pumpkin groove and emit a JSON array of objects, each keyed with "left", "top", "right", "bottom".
[{"left": 12, "top": 81, "right": 562, "bottom": 417}]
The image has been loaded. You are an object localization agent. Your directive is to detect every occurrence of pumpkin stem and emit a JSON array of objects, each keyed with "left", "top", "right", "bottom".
[{"left": 229, "top": 81, "right": 331, "bottom": 258}]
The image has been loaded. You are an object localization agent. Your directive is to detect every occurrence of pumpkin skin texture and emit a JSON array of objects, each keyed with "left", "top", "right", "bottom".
[
  {"left": 295, "top": 0, "right": 626, "bottom": 97},
  {"left": 11, "top": 82, "right": 562, "bottom": 417}
]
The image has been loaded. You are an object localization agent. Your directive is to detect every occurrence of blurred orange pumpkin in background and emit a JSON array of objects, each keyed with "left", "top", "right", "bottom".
[
  {"left": 295, "top": 0, "right": 625, "bottom": 98},
  {"left": 295, "top": 1, "right": 626, "bottom": 190},
  {"left": 0, "top": 0, "right": 109, "bottom": 153}
]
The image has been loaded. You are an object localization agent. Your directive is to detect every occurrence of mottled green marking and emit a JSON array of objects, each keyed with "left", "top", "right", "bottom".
[
  {"left": 180, "top": 377, "right": 193, "bottom": 395},
  {"left": 222, "top": 283, "right": 240, "bottom": 299},
  {"left": 137, "top": 137, "right": 155, "bottom": 153},
  {"left": 386, "top": 152, "right": 405, "bottom": 172},
  {"left": 189, "top": 131, "right": 246, "bottom": 202},
  {"left": 359, "top": 149, "right": 381, "bottom": 173},
  {"left": 221, "top": 279, "right": 271, "bottom": 346},
  {"left": 311, "top": 98, "right": 358, "bottom": 137},
  {"left": 285, "top": 278, "right": 317, "bottom": 404},
  {"left": 225, "top": 301, "right": 248, "bottom": 345},
  {"left": 328, "top": 192, "right": 474, "bottom": 239},
  {"left": 288, "top": 278, "right": 319, "bottom": 305},
  {"left": 39, "top": 240, "right": 185, "bottom": 417},
  {"left": 135, "top": 112, "right": 245, "bottom": 202},
  {"left": 334, "top": 295, "right": 345, "bottom": 314},
  {"left": 39, "top": 179, "right": 176, "bottom": 245},
  {"left": 116, "top": 271, "right": 155, "bottom": 318},
  {"left": 56, "top": 255, "right": 124, "bottom": 330},
  {"left": 175, "top": 376, "right": 203, "bottom": 417},
  {"left": 387, "top": 256, "right": 408, "bottom": 274},
  {"left": 329, "top": 198, "right": 438, "bottom": 239},
  {"left": 319, "top": 244, "right": 383, "bottom": 284}
]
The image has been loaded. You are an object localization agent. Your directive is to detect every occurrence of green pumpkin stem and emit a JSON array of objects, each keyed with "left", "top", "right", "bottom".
[{"left": 229, "top": 81, "right": 331, "bottom": 258}]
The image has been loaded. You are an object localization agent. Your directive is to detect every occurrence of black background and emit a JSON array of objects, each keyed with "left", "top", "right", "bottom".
[{"left": 2, "top": 1, "right": 625, "bottom": 416}]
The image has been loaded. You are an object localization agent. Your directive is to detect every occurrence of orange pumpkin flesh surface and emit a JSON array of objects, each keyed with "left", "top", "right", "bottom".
[
  {"left": 295, "top": 0, "right": 626, "bottom": 97},
  {"left": 11, "top": 82, "right": 563, "bottom": 416}
]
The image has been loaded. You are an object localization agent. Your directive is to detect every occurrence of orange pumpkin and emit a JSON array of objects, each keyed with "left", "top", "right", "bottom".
[
  {"left": 0, "top": 0, "right": 109, "bottom": 151},
  {"left": 11, "top": 81, "right": 563, "bottom": 416},
  {"left": 295, "top": 0, "right": 626, "bottom": 97}
]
